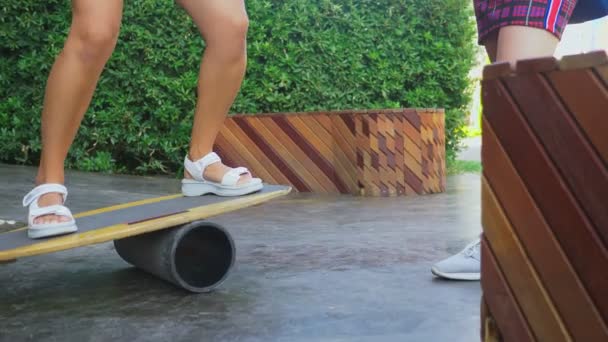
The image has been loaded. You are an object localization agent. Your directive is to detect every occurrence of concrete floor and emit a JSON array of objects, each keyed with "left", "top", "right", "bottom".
[
  {"left": 0, "top": 164, "right": 482, "bottom": 342},
  {"left": 457, "top": 136, "right": 482, "bottom": 162}
]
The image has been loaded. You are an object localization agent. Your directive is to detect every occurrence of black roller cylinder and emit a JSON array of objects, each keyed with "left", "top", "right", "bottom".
[{"left": 113, "top": 221, "right": 235, "bottom": 293}]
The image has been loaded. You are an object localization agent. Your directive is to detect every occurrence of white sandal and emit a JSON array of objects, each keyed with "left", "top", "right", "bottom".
[
  {"left": 182, "top": 152, "right": 263, "bottom": 197},
  {"left": 22, "top": 184, "right": 78, "bottom": 239}
]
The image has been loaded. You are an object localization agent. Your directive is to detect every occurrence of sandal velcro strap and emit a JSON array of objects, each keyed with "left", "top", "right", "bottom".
[
  {"left": 22, "top": 183, "right": 68, "bottom": 207},
  {"left": 184, "top": 152, "right": 221, "bottom": 182},
  {"left": 222, "top": 167, "right": 250, "bottom": 186},
  {"left": 29, "top": 204, "right": 73, "bottom": 219}
]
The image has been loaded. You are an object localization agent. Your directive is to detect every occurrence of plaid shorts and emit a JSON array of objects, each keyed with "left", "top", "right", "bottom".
[{"left": 474, "top": 0, "right": 579, "bottom": 44}]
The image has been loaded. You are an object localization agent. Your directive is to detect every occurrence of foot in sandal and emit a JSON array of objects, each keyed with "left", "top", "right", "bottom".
[
  {"left": 182, "top": 152, "right": 263, "bottom": 197},
  {"left": 22, "top": 184, "right": 78, "bottom": 239}
]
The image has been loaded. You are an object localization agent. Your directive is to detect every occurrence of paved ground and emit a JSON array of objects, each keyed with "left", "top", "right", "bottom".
[
  {"left": 0, "top": 164, "right": 482, "bottom": 342},
  {"left": 457, "top": 136, "right": 482, "bottom": 162}
]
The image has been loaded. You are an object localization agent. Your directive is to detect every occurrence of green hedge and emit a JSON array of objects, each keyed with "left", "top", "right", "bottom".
[{"left": 0, "top": 0, "right": 476, "bottom": 175}]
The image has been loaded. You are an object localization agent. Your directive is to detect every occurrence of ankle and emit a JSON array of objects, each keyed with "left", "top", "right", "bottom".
[
  {"left": 188, "top": 147, "right": 213, "bottom": 162},
  {"left": 35, "top": 171, "right": 65, "bottom": 186},
  {"left": 35, "top": 177, "right": 65, "bottom": 186}
]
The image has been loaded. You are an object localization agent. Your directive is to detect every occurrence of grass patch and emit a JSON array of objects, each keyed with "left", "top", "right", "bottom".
[
  {"left": 447, "top": 159, "right": 482, "bottom": 175},
  {"left": 463, "top": 126, "right": 482, "bottom": 137}
]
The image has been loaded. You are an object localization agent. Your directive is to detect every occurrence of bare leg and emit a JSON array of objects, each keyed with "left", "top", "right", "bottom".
[
  {"left": 34, "top": 0, "right": 123, "bottom": 224},
  {"left": 177, "top": 0, "right": 252, "bottom": 185},
  {"left": 489, "top": 26, "right": 559, "bottom": 65}
]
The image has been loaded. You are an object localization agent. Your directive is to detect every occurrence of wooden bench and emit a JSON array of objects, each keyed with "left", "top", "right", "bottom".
[
  {"left": 214, "top": 109, "right": 446, "bottom": 197},
  {"left": 480, "top": 51, "right": 608, "bottom": 342}
]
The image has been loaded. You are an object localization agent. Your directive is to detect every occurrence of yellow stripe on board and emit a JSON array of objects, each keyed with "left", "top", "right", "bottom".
[{"left": 73, "top": 194, "right": 183, "bottom": 218}]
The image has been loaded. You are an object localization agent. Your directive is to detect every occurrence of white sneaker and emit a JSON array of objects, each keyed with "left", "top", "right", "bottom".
[{"left": 431, "top": 238, "right": 481, "bottom": 280}]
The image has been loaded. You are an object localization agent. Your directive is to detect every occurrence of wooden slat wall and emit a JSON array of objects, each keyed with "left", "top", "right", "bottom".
[
  {"left": 481, "top": 51, "right": 608, "bottom": 342},
  {"left": 215, "top": 109, "right": 446, "bottom": 197}
]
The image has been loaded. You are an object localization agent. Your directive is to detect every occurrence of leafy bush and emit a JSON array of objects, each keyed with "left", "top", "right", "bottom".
[{"left": 0, "top": 0, "right": 476, "bottom": 175}]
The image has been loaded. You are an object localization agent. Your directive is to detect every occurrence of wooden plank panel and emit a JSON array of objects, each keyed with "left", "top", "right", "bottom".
[
  {"left": 292, "top": 116, "right": 337, "bottom": 162},
  {"left": 331, "top": 117, "right": 356, "bottom": 160},
  {"left": 226, "top": 119, "right": 307, "bottom": 190},
  {"left": 339, "top": 113, "right": 356, "bottom": 135},
  {"left": 376, "top": 114, "right": 387, "bottom": 137},
  {"left": 402, "top": 119, "right": 425, "bottom": 194},
  {"left": 559, "top": 51, "right": 608, "bottom": 71},
  {"left": 275, "top": 116, "right": 348, "bottom": 193},
  {"left": 314, "top": 114, "right": 334, "bottom": 134},
  {"left": 297, "top": 116, "right": 358, "bottom": 192},
  {"left": 482, "top": 78, "right": 608, "bottom": 321},
  {"left": 386, "top": 128, "right": 396, "bottom": 153},
  {"left": 308, "top": 116, "right": 359, "bottom": 194},
  {"left": 394, "top": 133, "right": 405, "bottom": 173},
  {"left": 402, "top": 119, "right": 422, "bottom": 148},
  {"left": 482, "top": 178, "right": 570, "bottom": 342},
  {"left": 307, "top": 115, "right": 359, "bottom": 180},
  {"left": 217, "top": 110, "right": 446, "bottom": 196},
  {"left": 515, "top": 57, "right": 558, "bottom": 74},
  {"left": 358, "top": 116, "right": 372, "bottom": 194},
  {"left": 482, "top": 295, "right": 503, "bottom": 342},
  {"left": 403, "top": 133, "right": 423, "bottom": 165},
  {"left": 392, "top": 116, "right": 406, "bottom": 170},
  {"left": 403, "top": 165, "right": 423, "bottom": 195},
  {"left": 382, "top": 114, "right": 396, "bottom": 137},
  {"left": 547, "top": 69, "right": 608, "bottom": 163},
  {"left": 403, "top": 148, "right": 423, "bottom": 184},
  {"left": 256, "top": 117, "right": 333, "bottom": 192},
  {"left": 481, "top": 237, "right": 536, "bottom": 342},
  {"left": 247, "top": 117, "right": 330, "bottom": 192},
  {"left": 596, "top": 65, "right": 608, "bottom": 86},
  {"left": 403, "top": 108, "right": 421, "bottom": 130},
  {"left": 422, "top": 112, "right": 446, "bottom": 186},
  {"left": 401, "top": 175, "right": 416, "bottom": 195},
  {"left": 504, "top": 74, "right": 608, "bottom": 246},
  {"left": 362, "top": 165, "right": 382, "bottom": 196},
  {"left": 215, "top": 132, "right": 252, "bottom": 176},
  {"left": 394, "top": 129, "right": 407, "bottom": 196},
  {"left": 483, "top": 120, "right": 608, "bottom": 341},
  {"left": 216, "top": 129, "right": 279, "bottom": 185},
  {"left": 483, "top": 62, "right": 514, "bottom": 80}
]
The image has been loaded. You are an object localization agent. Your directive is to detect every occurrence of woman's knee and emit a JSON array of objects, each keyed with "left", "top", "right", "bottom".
[
  {"left": 69, "top": 21, "right": 121, "bottom": 63},
  {"left": 209, "top": 12, "right": 249, "bottom": 60},
  {"left": 226, "top": 12, "right": 249, "bottom": 41}
]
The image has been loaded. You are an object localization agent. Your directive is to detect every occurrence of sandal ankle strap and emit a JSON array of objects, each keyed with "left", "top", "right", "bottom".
[
  {"left": 23, "top": 183, "right": 68, "bottom": 207},
  {"left": 184, "top": 152, "right": 221, "bottom": 182}
]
